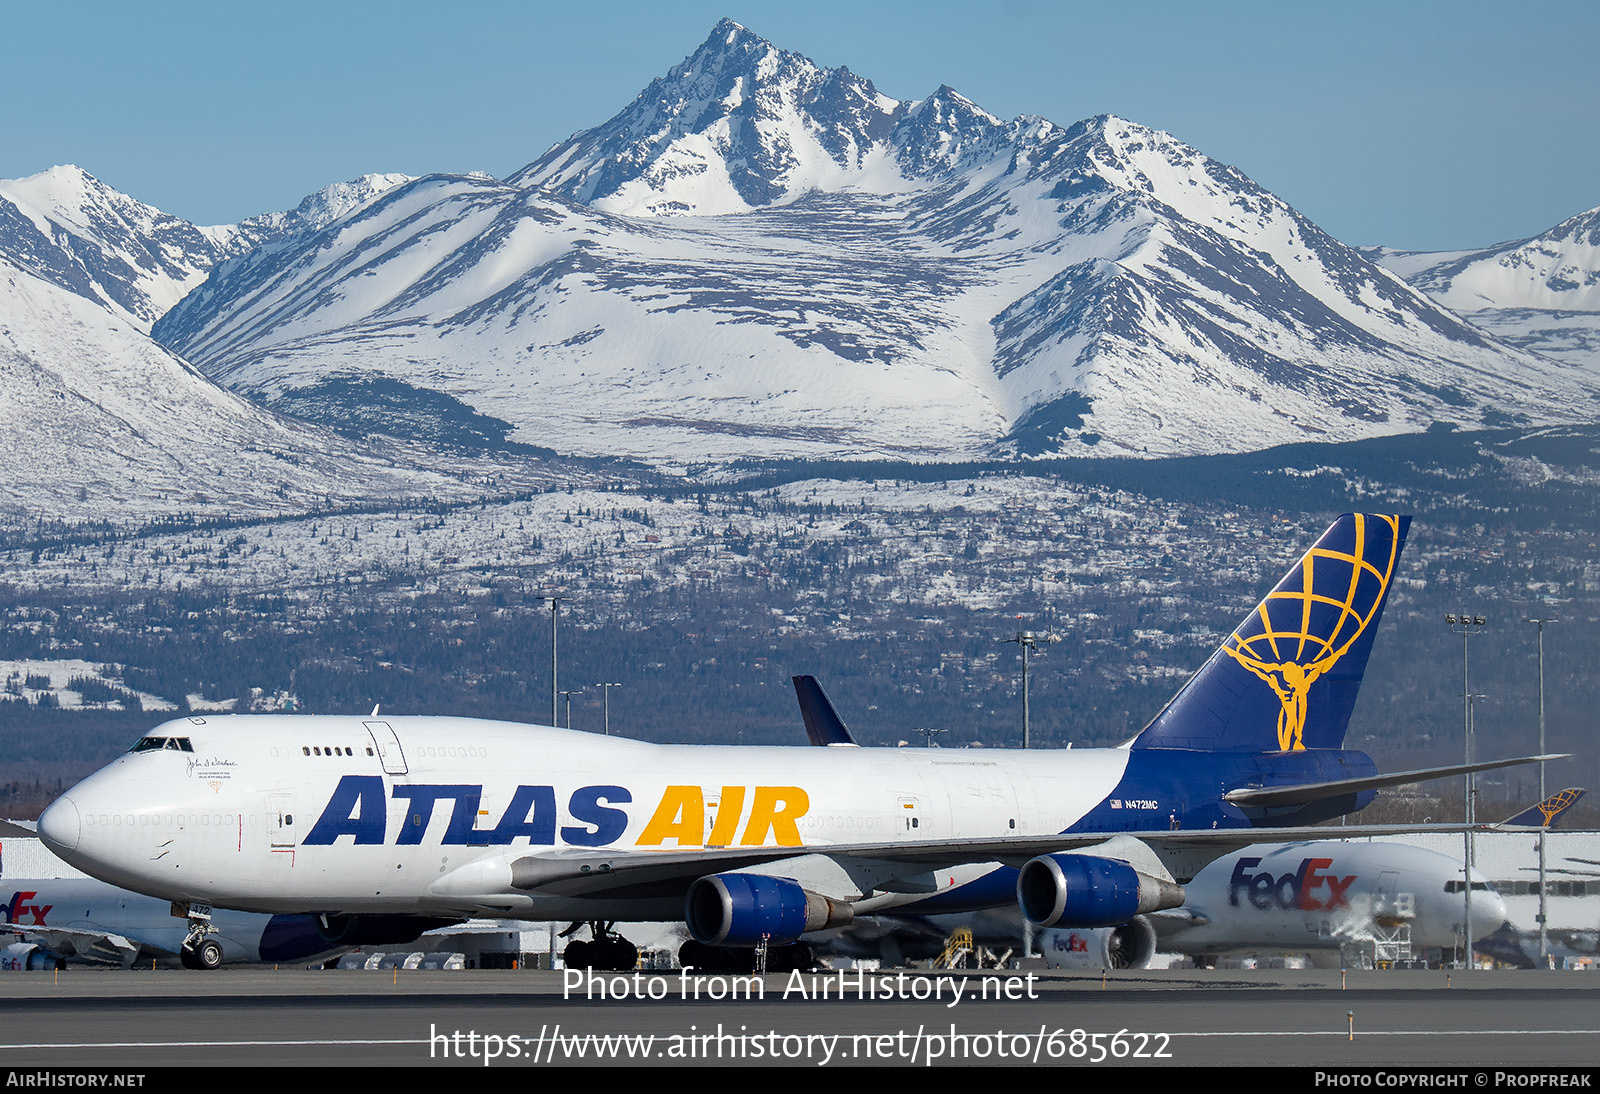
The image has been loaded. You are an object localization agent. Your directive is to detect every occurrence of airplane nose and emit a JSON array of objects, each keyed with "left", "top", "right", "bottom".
[
  {"left": 38, "top": 794, "right": 80, "bottom": 859},
  {"left": 1477, "top": 888, "right": 1509, "bottom": 938}
]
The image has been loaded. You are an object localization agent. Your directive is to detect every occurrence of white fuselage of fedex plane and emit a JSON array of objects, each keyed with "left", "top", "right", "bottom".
[
  {"left": 39, "top": 714, "right": 1133, "bottom": 919},
  {"left": 4, "top": 878, "right": 301, "bottom": 966},
  {"left": 1146, "top": 841, "right": 1503, "bottom": 955}
]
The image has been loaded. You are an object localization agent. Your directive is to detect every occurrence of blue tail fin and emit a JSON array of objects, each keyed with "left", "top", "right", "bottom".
[
  {"left": 1133, "top": 513, "right": 1410, "bottom": 752},
  {"left": 1499, "top": 788, "right": 1586, "bottom": 829},
  {"left": 791, "top": 676, "right": 858, "bottom": 746}
]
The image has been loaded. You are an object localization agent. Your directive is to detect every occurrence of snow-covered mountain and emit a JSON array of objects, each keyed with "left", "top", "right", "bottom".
[
  {"left": 1372, "top": 205, "right": 1600, "bottom": 369},
  {"left": 154, "top": 20, "right": 1600, "bottom": 462},
  {"left": 0, "top": 168, "right": 526, "bottom": 524},
  {"left": 0, "top": 252, "right": 503, "bottom": 525},
  {"left": 0, "top": 166, "right": 242, "bottom": 333},
  {"left": 0, "top": 167, "right": 411, "bottom": 333}
]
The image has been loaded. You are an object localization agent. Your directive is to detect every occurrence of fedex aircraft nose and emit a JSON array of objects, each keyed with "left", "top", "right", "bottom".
[
  {"left": 1477, "top": 885, "right": 1509, "bottom": 938},
  {"left": 38, "top": 794, "right": 80, "bottom": 859}
]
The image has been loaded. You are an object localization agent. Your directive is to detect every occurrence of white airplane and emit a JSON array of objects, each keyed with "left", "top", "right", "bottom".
[
  {"left": 1040, "top": 791, "right": 1583, "bottom": 970},
  {"left": 35, "top": 514, "right": 1557, "bottom": 971},
  {"left": 2, "top": 877, "right": 449, "bottom": 969},
  {"left": 1042, "top": 841, "right": 1507, "bottom": 970}
]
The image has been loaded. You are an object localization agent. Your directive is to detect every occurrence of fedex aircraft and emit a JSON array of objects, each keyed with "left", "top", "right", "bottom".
[
  {"left": 2, "top": 878, "right": 446, "bottom": 969},
  {"left": 1043, "top": 841, "right": 1507, "bottom": 970},
  {"left": 35, "top": 514, "right": 1551, "bottom": 971}
]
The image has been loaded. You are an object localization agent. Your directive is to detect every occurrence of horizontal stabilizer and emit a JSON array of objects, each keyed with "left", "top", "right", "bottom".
[{"left": 1222, "top": 754, "right": 1571, "bottom": 809}]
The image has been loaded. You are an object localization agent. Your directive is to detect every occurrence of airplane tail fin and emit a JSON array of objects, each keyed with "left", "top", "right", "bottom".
[
  {"left": 1132, "top": 514, "right": 1410, "bottom": 753},
  {"left": 791, "top": 676, "right": 858, "bottom": 746},
  {"left": 1497, "top": 788, "right": 1586, "bottom": 829}
]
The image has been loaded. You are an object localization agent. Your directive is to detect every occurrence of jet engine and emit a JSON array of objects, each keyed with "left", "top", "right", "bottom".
[
  {"left": 685, "top": 872, "right": 853, "bottom": 947},
  {"left": 1, "top": 942, "right": 63, "bottom": 971},
  {"left": 1017, "top": 853, "right": 1185, "bottom": 927},
  {"left": 1039, "top": 918, "right": 1158, "bottom": 970}
]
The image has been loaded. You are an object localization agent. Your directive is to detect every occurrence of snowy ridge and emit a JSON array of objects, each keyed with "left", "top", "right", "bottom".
[
  {"left": 0, "top": 252, "right": 500, "bottom": 523},
  {"left": 0, "top": 166, "right": 244, "bottom": 333},
  {"left": 235, "top": 173, "right": 416, "bottom": 241},
  {"left": 510, "top": 19, "right": 911, "bottom": 215},
  {"left": 0, "top": 164, "right": 506, "bottom": 524},
  {"left": 1374, "top": 205, "right": 1600, "bottom": 369},
  {"left": 151, "top": 22, "right": 1599, "bottom": 462},
  {"left": 0, "top": 167, "right": 412, "bottom": 334}
]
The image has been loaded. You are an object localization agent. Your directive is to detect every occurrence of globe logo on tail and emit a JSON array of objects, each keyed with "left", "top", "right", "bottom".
[
  {"left": 1537, "top": 788, "right": 1583, "bottom": 828},
  {"left": 1222, "top": 515, "right": 1403, "bottom": 751}
]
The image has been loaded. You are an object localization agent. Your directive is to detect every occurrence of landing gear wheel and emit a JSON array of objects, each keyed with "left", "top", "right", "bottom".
[
  {"left": 563, "top": 926, "right": 638, "bottom": 971},
  {"left": 181, "top": 937, "right": 224, "bottom": 970},
  {"left": 563, "top": 921, "right": 636, "bottom": 972}
]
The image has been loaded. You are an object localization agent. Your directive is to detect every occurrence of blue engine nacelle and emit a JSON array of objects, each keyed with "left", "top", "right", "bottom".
[
  {"left": 1017, "top": 854, "right": 1185, "bottom": 928},
  {"left": 685, "top": 873, "right": 853, "bottom": 947}
]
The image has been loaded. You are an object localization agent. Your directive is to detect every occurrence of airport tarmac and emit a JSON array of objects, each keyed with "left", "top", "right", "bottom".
[{"left": 3, "top": 966, "right": 1599, "bottom": 1069}]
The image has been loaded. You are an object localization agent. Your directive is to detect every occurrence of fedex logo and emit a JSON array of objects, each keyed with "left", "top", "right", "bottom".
[
  {"left": 1227, "top": 857, "right": 1356, "bottom": 912},
  {"left": 304, "top": 776, "right": 810, "bottom": 848},
  {"left": 4, "top": 891, "right": 51, "bottom": 926},
  {"left": 1051, "top": 932, "right": 1091, "bottom": 954}
]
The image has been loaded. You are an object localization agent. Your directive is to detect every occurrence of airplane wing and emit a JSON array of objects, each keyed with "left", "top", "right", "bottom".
[
  {"left": 504, "top": 820, "right": 1509, "bottom": 899},
  {"left": 1222, "top": 754, "right": 1570, "bottom": 808},
  {"left": 6, "top": 925, "right": 147, "bottom": 966}
]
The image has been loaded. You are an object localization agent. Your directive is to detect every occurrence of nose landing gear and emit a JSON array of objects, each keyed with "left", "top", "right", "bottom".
[{"left": 174, "top": 901, "right": 224, "bottom": 970}]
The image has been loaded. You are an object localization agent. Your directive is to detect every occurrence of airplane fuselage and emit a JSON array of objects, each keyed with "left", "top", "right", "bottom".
[{"left": 38, "top": 713, "right": 1372, "bottom": 921}]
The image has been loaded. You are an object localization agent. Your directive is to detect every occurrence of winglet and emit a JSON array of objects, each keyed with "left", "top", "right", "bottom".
[{"left": 791, "top": 676, "right": 858, "bottom": 747}]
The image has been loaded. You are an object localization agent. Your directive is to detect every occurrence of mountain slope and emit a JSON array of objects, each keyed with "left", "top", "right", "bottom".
[
  {"left": 0, "top": 251, "right": 502, "bottom": 524},
  {"left": 1373, "top": 205, "right": 1600, "bottom": 368},
  {"left": 153, "top": 21, "right": 1600, "bottom": 462},
  {"left": 0, "top": 170, "right": 529, "bottom": 525},
  {"left": 0, "top": 167, "right": 411, "bottom": 333}
]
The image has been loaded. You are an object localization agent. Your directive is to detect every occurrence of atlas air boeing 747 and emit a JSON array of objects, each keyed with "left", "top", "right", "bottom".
[{"left": 36, "top": 514, "right": 1557, "bottom": 970}]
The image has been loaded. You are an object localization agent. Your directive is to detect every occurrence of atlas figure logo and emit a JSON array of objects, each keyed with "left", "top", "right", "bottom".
[
  {"left": 1221, "top": 514, "right": 1402, "bottom": 751},
  {"left": 1227, "top": 857, "right": 1356, "bottom": 912}
]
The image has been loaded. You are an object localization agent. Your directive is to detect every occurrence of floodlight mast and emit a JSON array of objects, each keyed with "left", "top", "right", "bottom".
[
  {"left": 544, "top": 595, "right": 569, "bottom": 728},
  {"left": 1526, "top": 616, "right": 1558, "bottom": 966},
  {"left": 1445, "top": 611, "right": 1487, "bottom": 970}
]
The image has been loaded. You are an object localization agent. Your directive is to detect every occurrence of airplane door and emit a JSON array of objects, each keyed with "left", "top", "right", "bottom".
[
  {"left": 268, "top": 793, "right": 297, "bottom": 849},
  {"left": 364, "top": 721, "right": 408, "bottom": 775},
  {"left": 930, "top": 761, "right": 1024, "bottom": 838}
]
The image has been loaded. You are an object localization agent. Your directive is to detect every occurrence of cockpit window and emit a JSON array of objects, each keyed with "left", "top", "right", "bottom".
[{"left": 130, "top": 736, "right": 194, "bottom": 753}]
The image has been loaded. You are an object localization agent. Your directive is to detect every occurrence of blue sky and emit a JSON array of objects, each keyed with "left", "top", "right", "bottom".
[{"left": 4, "top": 0, "right": 1595, "bottom": 251}]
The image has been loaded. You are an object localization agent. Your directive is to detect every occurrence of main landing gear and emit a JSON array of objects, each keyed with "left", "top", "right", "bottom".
[
  {"left": 678, "top": 939, "right": 816, "bottom": 974},
  {"left": 561, "top": 921, "right": 639, "bottom": 971}
]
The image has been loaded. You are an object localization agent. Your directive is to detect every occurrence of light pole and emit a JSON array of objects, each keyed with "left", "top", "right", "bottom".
[
  {"left": 544, "top": 595, "right": 569, "bottom": 728},
  {"left": 1446, "top": 612, "right": 1486, "bottom": 969},
  {"left": 560, "top": 689, "right": 580, "bottom": 729},
  {"left": 999, "top": 630, "right": 1039, "bottom": 748},
  {"left": 1526, "top": 616, "right": 1558, "bottom": 966},
  {"left": 598, "top": 682, "right": 621, "bottom": 736}
]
